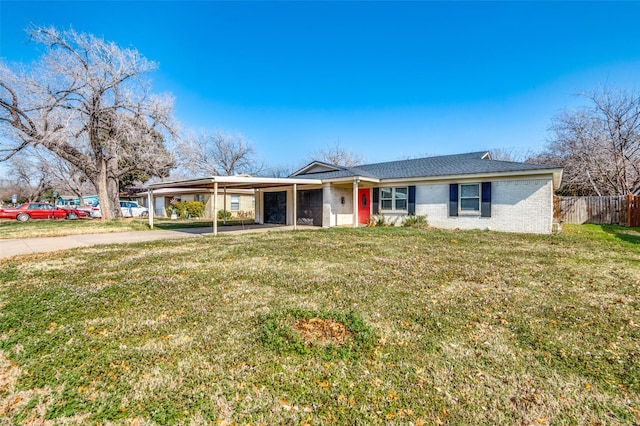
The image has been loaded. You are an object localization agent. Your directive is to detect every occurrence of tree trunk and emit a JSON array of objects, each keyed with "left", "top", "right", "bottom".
[
  {"left": 95, "top": 153, "right": 123, "bottom": 220},
  {"left": 106, "top": 159, "right": 121, "bottom": 219}
]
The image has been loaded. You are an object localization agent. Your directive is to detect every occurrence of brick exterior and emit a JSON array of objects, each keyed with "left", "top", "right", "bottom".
[{"left": 413, "top": 177, "right": 554, "bottom": 234}]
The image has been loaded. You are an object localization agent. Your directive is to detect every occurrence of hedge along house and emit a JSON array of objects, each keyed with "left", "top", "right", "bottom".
[{"left": 147, "top": 151, "right": 563, "bottom": 234}]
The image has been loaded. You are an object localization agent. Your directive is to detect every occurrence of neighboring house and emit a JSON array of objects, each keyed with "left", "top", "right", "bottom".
[
  {"left": 58, "top": 195, "right": 99, "bottom": 208},
  {"left": 148, "top": 152, "right": 563, "bottom": 234},
  {"left": 148, "top": 188, "right": 255, "bottom": 218}
]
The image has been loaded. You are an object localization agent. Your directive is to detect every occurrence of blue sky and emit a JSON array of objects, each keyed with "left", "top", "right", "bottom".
[{"left": 2, "top": 1, "right": 640, "bottom": 170}]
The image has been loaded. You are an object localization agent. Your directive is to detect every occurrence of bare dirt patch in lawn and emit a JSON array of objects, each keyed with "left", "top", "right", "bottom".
[{"left": 293, "top": 317, "right": 353, "bottom": 348}]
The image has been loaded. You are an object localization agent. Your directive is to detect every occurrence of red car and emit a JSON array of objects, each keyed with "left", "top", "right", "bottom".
[{"left": 0, "top": 203, "right": 89, "bottom": 222}]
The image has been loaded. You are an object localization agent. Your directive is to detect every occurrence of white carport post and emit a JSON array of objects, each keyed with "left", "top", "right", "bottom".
[
  {"left": 223, "top": 187, "right": 227, "bottom": 225},
  {"left": 255, "top": 189, "right": 261, "bottom": 224},
  {"left": 148, "top": 189, "right": 154, "bottom": 229},
  {"left": 353, "top": 178, "right": 359, "bottom": 227},
  {"left": 212, "top": 182, "right": 218, "bottom": 236},
  {"left": 293, "top": 183, "right": 297, "bottom": 230}
]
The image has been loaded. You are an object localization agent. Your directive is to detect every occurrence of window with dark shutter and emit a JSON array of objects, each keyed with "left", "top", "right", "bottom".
[
  {"left": 408, "top": 186, "right": 416, "bottom": 215},
  {"left": 372, "top": 188, "right": 379, "bottom": 214},
  {"left": 481, "top": 182, "right": 491, "bottom": 217},
  {"left": 449, "top": 184, "right": 458, "bottom": 217}
]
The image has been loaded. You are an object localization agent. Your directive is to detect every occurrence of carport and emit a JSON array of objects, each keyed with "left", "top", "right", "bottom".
[{"left": 147, "top": 176, "right": 323, "bottom": 235}]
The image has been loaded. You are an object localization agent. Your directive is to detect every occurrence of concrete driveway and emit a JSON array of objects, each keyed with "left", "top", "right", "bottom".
[{"left": 0, "top": 224, "right": 314, "bottom": 259}]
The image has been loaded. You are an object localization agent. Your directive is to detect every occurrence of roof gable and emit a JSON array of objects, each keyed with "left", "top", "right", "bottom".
[{"left": 290, "top": 161, "right": 346, "bottom": 176}]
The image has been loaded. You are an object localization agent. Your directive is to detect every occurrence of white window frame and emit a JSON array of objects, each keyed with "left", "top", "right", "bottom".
[
  {"left": 230, "top": 194, "right": 240, "bottom": 211},
  {"left": 459, "top": 183, "right": 480, "bottom": 214},
  {"left": 380, "top": 186, "right": 408, "bottom": 212}
]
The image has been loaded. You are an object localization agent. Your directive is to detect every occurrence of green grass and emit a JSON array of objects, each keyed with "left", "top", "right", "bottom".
[
  {"left": 0, "top": 225, "right": 638, "bottom": 424},
  {"left": 0, "top": 218, "right": 252, "bottom": 239}
]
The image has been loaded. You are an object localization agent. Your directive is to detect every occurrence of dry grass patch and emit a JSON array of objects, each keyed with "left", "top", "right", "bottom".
[{"left": 293, "top": 317, "right": 353, "bottom": 348}]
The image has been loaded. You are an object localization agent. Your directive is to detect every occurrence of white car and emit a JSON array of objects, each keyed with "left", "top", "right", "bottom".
[{"left": 91, "top": 201, "right": 149, "bottom": 218}]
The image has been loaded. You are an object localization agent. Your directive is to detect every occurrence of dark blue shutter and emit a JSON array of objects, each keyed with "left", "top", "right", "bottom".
[
  {"left": 372, "top": 188, "right": 379, "bottom": 214},
  {"left": 408, "top": 186, "right": 416, "bottom": 215},
  {"left": 449, "top": 184, "right": 458, "bottom": 217},
  {"left": 481, "top": 182, "right": 491, "bottom": 217}
]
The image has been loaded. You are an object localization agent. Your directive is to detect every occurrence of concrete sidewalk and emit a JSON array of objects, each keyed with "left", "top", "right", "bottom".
[{"left": 0, "top": 224, "right": 312, "bottom": 259}]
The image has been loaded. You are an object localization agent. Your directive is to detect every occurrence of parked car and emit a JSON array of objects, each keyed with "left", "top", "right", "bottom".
[
  {"left": 90, "top": 201, "right": 149, "bottom": 218},
  {"left": 0, "top": 203, "right": 89, "bottom": 222}
]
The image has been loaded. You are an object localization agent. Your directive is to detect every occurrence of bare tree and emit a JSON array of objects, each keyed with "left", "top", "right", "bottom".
[
  {"left": 489, "top": 147, "right": 537, "bottom": 163},
  {"left": 6, "top": 152, "right": 52, "bottom": 202},
  {"left": 262, "top": 164, "right": 298, "bottom": 178},
  {"left": 31, "top": 147, "right": 97, "bottom": 204},
  {"left": 539, "top": 88, "right": 640, "bottom": 195},
  {"left": 309, "top": 142, "right": 363, "bottom": 167},
  {"left": 176, "top": 130, "right": 262, "bottom": 176},
  {"left": 0, "top": 26, "right": 176, "bottom": 219}
]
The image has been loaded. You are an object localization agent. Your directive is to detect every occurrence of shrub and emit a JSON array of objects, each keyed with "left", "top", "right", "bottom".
[
  {"left": 167, "top": 201, "right": 205, "bottom": 218},
  {"left": 217, "top": 209, "right": 232, "bottom": 220},
  {"left": 183, "top": 201, "right": 205, "bottom": 218},
  {"left": 402, "top": 214, "right": 429, "bottom": 228},
  {"left": 367, "top": 214, "right": 397, "bottom": 227}
]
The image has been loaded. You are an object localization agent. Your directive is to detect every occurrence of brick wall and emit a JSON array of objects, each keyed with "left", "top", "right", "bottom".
[{"left": 414, "top": 177, "right": 554, "bottom": 234}]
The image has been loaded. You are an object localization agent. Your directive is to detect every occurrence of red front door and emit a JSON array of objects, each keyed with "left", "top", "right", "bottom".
[{"left": 358, "top": 188, "right": 371, "bottom": 224}]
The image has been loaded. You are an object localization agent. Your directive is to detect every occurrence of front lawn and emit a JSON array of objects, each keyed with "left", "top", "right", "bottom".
[
  {"left": 0, "top": 217, "right": 251, "bottom": 239},
  {"left": 0, "top": 225, "right": 638, "bottom": 424}
]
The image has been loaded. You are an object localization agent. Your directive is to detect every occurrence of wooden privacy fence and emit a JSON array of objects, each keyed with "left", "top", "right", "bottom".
[{"left": 554, "top": 195, "right": 640, "bottom": 227}]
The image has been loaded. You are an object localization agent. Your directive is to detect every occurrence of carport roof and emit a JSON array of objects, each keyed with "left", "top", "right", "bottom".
[{"left": 148, "top": 176, "right": 323, "bottom": 191}]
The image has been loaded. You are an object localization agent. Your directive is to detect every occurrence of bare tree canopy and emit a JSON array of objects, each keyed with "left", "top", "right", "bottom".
[
  {"left": 309, "top": 142, "right": 363, "bottom": 167},
  {"left": 537, "top": 88, "right": 640, "bottom": 196},
  {"left": 0, "top": 26, "right": 176, "bottom": 219},
  {"left": 175, "top": 130, "right": 262, "bottom": 176},
  {"left": 262, "top": 164, "right": 297, "bottom": 178},
  {"left": 4, "top": 152, "right": 52, "bottom": 203},
  {"left": 489, "top": 147, "right": 537, "bottom": 163}
]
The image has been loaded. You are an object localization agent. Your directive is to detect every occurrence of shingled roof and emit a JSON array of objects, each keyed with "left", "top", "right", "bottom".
[{"left": 292, "top": 151, "right": 560, "bottom": 180}]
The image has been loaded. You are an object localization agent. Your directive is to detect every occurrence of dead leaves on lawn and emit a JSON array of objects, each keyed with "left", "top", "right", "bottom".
[{"left": 293, "top": 317, "right": 353, "bottom": 348}]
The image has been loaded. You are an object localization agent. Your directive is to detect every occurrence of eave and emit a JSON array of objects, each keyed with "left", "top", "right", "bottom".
[
  {"left": 377, "top": 168, "right": 564, "bottom": 190},
  {"left": 148, "top": 176, "right": 323, "bottom": 191}
]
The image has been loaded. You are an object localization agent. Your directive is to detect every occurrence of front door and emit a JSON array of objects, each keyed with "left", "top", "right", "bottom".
[{"left": 358, "top": 188, "right": 370, "bottom": 224}]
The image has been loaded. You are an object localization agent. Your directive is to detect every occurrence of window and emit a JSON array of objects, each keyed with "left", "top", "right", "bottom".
[
  {"left": 380, "top": 187, "right": 408, "bottom": 211},
  {"left": 459, "top": 184, "right": 480, "bottom": 212},
  {"left": 230, "top": 195, "right": 240, "bottom": 211},
  {"left": 395, "top": 187, "right": 408, "bottom": 210}
]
